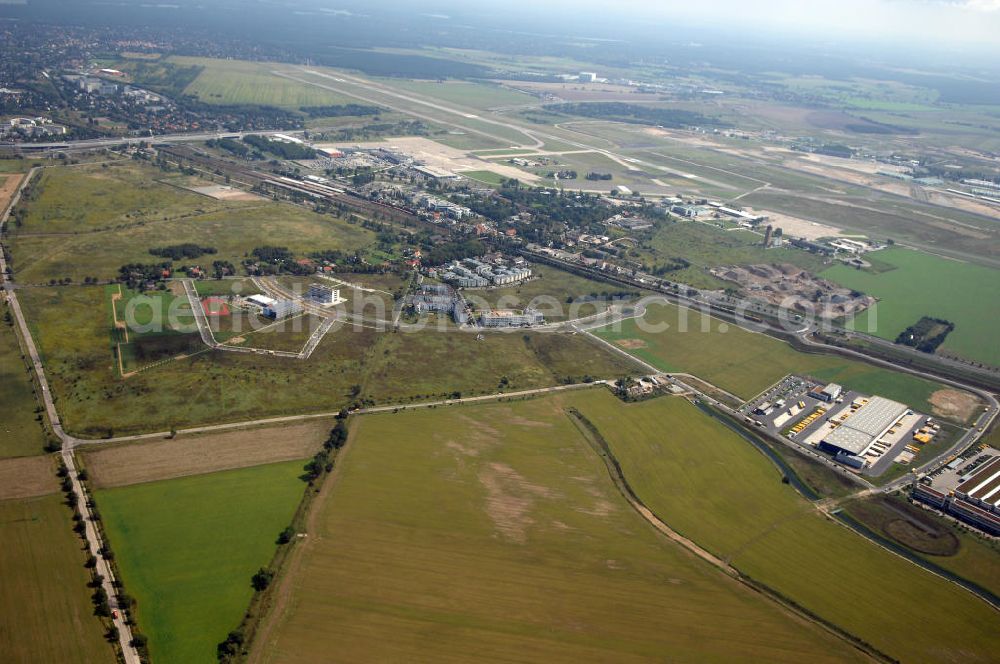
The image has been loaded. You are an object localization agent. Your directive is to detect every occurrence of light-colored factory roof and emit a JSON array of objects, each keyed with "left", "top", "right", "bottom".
[{"left": 823, "top": 396, "right": 908, "bottom": 455}]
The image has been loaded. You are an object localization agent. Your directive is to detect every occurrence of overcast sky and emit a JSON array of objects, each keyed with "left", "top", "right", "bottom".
[{"left": 496, "top": 0, "right": 1000, "bottom": 54}]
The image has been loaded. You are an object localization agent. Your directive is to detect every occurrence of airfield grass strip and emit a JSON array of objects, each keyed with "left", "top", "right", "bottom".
[{"left": 566, "top": 404, "right": 898, "bottom": 664}]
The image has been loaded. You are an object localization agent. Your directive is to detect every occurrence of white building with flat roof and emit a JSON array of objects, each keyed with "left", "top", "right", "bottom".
[{"left": 820, "top": 396, "right": 908, "bottom": 457}]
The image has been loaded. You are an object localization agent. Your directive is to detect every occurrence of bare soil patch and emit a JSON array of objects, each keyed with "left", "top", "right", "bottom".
[
  {"left": 928, "top": 389, "right": 980, "bottom": 423},
  {"left": 615, "top": 338, "right": 647, "bottom": 350},
  {"left": 478, "top": 461, "right": 554, "bottom": 544},
  {"left": 189, "top": 184, "right": 263, "bottom": 201},
  {"left": 82, "top": 420, "right": 332, "bottom": 488},
  {"left": 0, "top": 455, "right": 57, "bottom": 500},
  {"left": 0, "top": 173, "right": 24, "bottom": 214}
]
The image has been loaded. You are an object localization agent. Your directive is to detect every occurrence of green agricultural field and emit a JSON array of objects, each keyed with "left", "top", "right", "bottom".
[
  {"left": 96, "top": 461, "right": 307, "bottom": 664},
  {"left": 0, "top": 304, "right": 47, "bottom": 457},
  {"left": 171, "top": 56, "right": 357, "bottom": 108},
  {"left": 257, "top": 396, "right": 862, "bottom": 663},
  {"left": 594, "top": 300, "right": 963, "bottom": 418},
  {"left": 467, "top": 263, "right": 638, "bottom": 322},
  {"left": 12, "top": 162, "right": 224, "bottom": 235},
  {"left": 569, "top": 390, "right": 1000, "bottom": 663},
  {"left": 637, "top": 220, "right": 830, "bottom": 289},
  {"left": 10, "top": 189, "right": 374, "bottom": 284},
  {"left": 822, "top": 248, "right": 1000, "bottom": 366},
  {"left": 844, "top": 495, "right": 1000, "bottom": 599},
  {"left": 0, "top": 495, "right": 115, "bottom": 663}
]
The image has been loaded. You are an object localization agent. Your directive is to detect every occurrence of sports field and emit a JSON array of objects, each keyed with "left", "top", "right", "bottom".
[
  {"left": 255, "top": 396, "right": 862, "bottom": 663},
  {"left": 96, "top": 460, "right": 307, "bottom": 664},
  {"left": 0, "top": 494, "right": 115, "bottom": 663},
  {"left": 594, "top": 300, "right": 963, "bottom": 415},
  {"left": 822, "top": 248, "right": 1000, "bottom": 366},
  {"left": 570, "top": 390, "right": 1000, "bottom": 663},
  {"left": 0, "top": 304, "right": 47, "bottom": 457},
  {"left": 171, "top": 56, "right": 357, "bottom": 108}
]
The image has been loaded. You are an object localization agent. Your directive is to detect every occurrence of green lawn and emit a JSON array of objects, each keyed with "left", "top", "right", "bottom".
[
  {"left": 594, "top": 300, "right": 958, "bottom": 417},
  {"left": 259, "top": 395, "right": 861, "bottom": 663},
  {"left": 822, "top": 248, "right": 1000, "bottom": 366},
  {"left": 96, "top": 461, "right": 307, "bottom": 664},
  {"left": 0, "top": 495, "right": 115, "bottom": 663},
  {"left": 0, "top": 304, "right": 47, "bottom": 457},
  {"left": 570, "top": 390, "right": 1000, "bottom": 663},
  {"left": 460, "top": 170, "right": 508, "bottom": 186}
]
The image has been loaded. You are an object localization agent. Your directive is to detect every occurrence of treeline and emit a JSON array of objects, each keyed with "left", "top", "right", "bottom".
[
  {"left": 548, "top": 102, "right": 724, "bottom": 128},
  {"left": 299, "top": 104, "right": 382, "bottom": 117},
  {"left": 896, "top": 316, "right": 955, "bottom": 353},
  {"left": 206, "top": 137, "right": 250, "bottom": 158},
  {"left": 243, "top": 135, "right": 316, "bottom": 160},
  {"left": 118, "top": 262, "right": 172, "bottom": 289},
  {"left": 245, "top": 246, "right": 313, "bottom": 276},
  {"left": 149, "top": 244, "right": 217, "bottom": 260},
  {"left": 651, "top": 257, "right": 691, "bottom": 276},
  {"left": 424, "top": 239, "right": 487, "bottom": 265},
  {"left": 316, "top": 120, "right": 427, "bottom": 143}
]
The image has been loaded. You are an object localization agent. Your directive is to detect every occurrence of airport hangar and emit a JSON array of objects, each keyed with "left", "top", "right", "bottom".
[{"left": 818, "top": 396, "right": 910, "bottom": 459}]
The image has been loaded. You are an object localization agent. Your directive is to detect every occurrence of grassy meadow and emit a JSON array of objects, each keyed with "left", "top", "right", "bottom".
[
  {"left": 0, "top": 304, "right": 47, "bottom": 457},
  {"left": 361, "top": 329, "right": 638, "bottom": 403},
  {"left": 9, "top": 164, "right": 374, "bottom": 284},
  {"left": 0, "top": 495, "right": 115, "bottom": 663},
  {"left": 257, "top": 395, "right": 863, "bottom": 663},
  {"left": 12, "top": 162, "right": 223, "bottom": 235},
  {"left": 638, "top": 220, "right": 830, "bottom": 289},
  {"left": 18, "top": 285, "right": 378, "bottom": 437},
  {"left": 822, "top": 248, "right": 1000, "bottom": 366},
  {"left": 569, "top": 390, "right": 1000, "bottom": 663},
  {"left": 96, "top": 461, "right": 307, "bottom": 664},
  {"left": 594, "top": 300, "right": 962, "bottom": 417}
]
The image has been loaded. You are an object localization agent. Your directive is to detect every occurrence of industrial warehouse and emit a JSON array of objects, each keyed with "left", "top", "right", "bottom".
[
  {"left": 743, "top": 376, "right": 940, "bottom": 475},
  {"left": 914, "top": 449, "right": 1000, "bottom": 536}
]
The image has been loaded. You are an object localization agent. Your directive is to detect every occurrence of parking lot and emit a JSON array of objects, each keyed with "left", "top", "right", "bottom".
[{"left": 740, "top": 375, "right": 939, "bottom": 476}]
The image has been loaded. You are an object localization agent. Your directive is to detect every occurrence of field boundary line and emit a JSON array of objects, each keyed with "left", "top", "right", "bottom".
[{"left": 566, "top": 407, "right": 894, "bottom": 664}]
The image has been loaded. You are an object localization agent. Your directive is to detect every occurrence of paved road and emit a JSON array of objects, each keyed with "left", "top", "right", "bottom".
[{"left": 1, "top": 168, "right": 140, "bottom": 663}]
